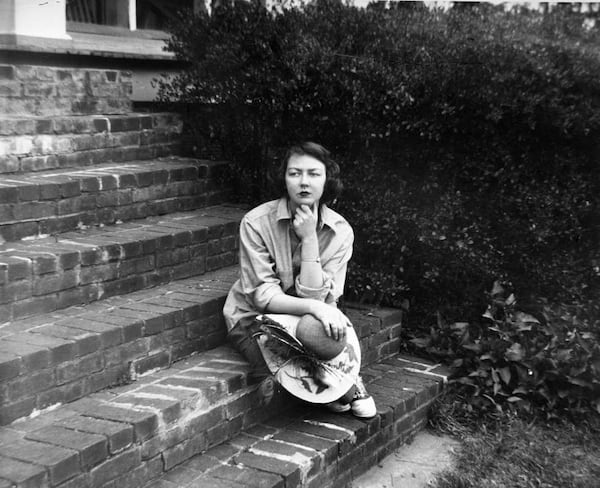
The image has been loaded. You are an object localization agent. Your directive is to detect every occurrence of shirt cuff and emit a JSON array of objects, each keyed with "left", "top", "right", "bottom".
[{"left": 294, "top": 275, "right": 332, "bottom": 301}]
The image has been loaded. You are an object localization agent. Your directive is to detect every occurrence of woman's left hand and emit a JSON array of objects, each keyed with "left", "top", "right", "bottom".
[
  {"left": 293, "top": 204, "right": 318, "bottom": 241},
  {"left": 309, "top": 300, "right": 351, "bottom": 341}
]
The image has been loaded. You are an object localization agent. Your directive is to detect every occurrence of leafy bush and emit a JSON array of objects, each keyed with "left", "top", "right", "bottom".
[
  {"left": 410, "top": 282, "right": 600, "bottom": 416},
  {"left": 158, "top": 0, "right": 600, "bottom": 414}
]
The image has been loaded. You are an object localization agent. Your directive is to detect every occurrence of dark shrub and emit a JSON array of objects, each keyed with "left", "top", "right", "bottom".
[{"left": 158, "top": 0, "right": 600, "bottom": 413}]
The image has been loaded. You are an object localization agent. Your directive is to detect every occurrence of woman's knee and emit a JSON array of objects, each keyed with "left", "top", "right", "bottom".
[{"left": 296, "top": 314, "right": 347, "bottom": 360}]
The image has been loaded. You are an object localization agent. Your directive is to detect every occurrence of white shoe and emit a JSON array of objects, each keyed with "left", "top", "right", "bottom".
[
  {"left": 327, "top": 400, "right": 351, "bottom": 413},
  {"left": 351, "top": 377, "right": 377, "bottom": 418}
]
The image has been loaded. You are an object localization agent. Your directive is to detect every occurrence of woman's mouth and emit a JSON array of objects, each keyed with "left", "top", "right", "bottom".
[{"left": 299, "top": 192, "right": 311, "bottom": 197}]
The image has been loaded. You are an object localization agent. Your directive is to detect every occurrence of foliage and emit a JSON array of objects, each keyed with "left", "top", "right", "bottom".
[
  {"left": 409, "top": 282, "right": 600, "bottom": 416},
  {"left": 158, "top": 0, "right": 600, "bottom": 414}
]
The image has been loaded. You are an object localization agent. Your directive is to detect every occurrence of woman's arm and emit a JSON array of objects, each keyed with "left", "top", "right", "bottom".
[
  {"left": 266, "top": 293, "right": 351, "bottom": 341},
  {"left": 293, "top": 204, "right": 324, "bottom": 289},
  {"left": 292, "top": 205, "right": 353, "bottom": 304}
]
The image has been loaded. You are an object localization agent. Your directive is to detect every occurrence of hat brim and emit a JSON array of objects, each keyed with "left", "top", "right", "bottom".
[{"left": 256, "top": 314, "right": 361, "bottom": 404}]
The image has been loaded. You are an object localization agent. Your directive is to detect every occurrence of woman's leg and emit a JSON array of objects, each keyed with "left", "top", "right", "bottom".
[
  {"left": 227, "top": 319, "right": 278, "bottom": 405},
  {"left": 227, "top": 319, "right": 271, "bottom": 383}
]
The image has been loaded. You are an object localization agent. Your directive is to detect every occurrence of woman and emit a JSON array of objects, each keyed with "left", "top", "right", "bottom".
[{"left": 223, "top": 142, "right": 376, "bottom": 418}]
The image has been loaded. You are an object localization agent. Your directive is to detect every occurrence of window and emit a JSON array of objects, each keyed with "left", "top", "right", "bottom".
[
  {"left": 66, "top": 0, "right": 128, "bottom": 27},
  {"left": 66, "top": 0, "right": 196, "bottom": 31},
  {"left": 137, "top": 0, "right": 195, "bottom": 30}
]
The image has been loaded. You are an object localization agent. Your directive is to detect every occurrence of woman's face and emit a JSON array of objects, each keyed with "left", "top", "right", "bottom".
[{"left": 285, "top": 153, "right": 326, "bottom": 212}]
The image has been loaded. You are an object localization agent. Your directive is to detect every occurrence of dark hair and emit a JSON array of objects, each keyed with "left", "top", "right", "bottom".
[{"left": 276, "top": 142, "right": 343, "bottom": 206}]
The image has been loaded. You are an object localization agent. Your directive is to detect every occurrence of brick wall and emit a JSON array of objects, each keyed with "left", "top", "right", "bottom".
[{"left": 0, "top": 65, "right": 133, "bottom": 116}]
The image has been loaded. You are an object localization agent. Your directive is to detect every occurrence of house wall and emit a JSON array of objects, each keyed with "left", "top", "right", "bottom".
[{"left": 0, "top": 0, "right": 70, "bottom": 39}]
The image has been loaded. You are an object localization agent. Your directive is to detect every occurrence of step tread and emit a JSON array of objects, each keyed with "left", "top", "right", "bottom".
[
  {"left": 0, "top": 157, "right": 226, "bottom": 187},
  {"left": 0, "top": 350, "right": 447, "bottom": 488}
]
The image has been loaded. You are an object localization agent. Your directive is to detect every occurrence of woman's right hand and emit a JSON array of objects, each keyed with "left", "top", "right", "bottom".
[{"left": 308, "top": 301, "right": 352, "bottom": 341}]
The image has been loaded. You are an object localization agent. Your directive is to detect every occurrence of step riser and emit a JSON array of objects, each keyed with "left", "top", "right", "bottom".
[
  {"left": 0, "top": 130, "right": 181, "bottom": 162},
  {"left": 0, "top": 142, "right": 183, "bottom": 174},
  {"left": 0, "top": 161, "right": 231, "bottom": 241},
  {"left": 0, "top": 210, "right": 241, "bottom": 322},
  {"left": 0, "top": 113, "right": 181, "bottom": 137},
  {"left": 0, "top": 65, "right": 133, "bottom": 117}
]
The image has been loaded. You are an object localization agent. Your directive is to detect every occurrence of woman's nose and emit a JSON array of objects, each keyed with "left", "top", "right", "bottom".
[{"left": 300, "top": 173, "right": 308, "bottom": 185}]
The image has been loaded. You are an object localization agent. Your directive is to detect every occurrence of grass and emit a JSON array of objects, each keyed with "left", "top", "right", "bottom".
[{"left": 428, "top": 391, "right": 600, "bottom": 488}]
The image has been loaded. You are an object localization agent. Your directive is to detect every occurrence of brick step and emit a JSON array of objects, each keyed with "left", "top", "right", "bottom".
[
  {"left": 0, "top": 265, "right": 240, "bottom": 425},
  {"left": 0, "top": 157, "right": 231, "bottom": 241},
  {"left": 0, "top": 257, "right": 403, "bottom": 426},
  {"left": 145, "top": 355, "right": 448, "bottom": 488},
  {"left": 0, "top": 204, "right": 245, "bottom": 322},
  {"left": 0, "top": 112, "right": 183, "bottom": 174},
  {"left": 0, "top": 307, "right": 433, "bottom": 488}
]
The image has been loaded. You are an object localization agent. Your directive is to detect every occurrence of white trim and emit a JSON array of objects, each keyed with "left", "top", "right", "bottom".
[
  {"left": 0, "top": 0, "right": 71, "bottom": 40},
  {"left": 129, "top": 0, "right": 137, "bottom": 31}
]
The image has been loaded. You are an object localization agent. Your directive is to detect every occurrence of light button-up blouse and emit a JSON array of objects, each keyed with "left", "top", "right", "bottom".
[{"left": 222, "top": 197, "right": 354, "bottom": 331}]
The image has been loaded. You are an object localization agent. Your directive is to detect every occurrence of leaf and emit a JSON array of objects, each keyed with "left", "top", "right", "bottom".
[
  {"left": 410, "top": 337, "right": 431, "bottom": 348},
  {"left": 514, "top": 311, "right": 540, "bottom": 325},
  {"left": 505, "top": 343, "right": 525, "bottom": 362},
  {"left": 482, "top": 306, "right": 495, "bottom": 321},
  {"left": 451, "top": 358, "right": 464, "bottom": 368},
  {"left": 491, "top": 280, "right": 504, "bottom": 297},
  {"left": 507, "top": 396, "right": 523, "bottom": 402},
  {"left": 505, "top": 293, "right": 516, "bottom": 306},
  {"left": 517, "top": 324, "right": 532, "bottom": 332},
  {"left": 554, "top": 349, "right": 572, "bottom": 362},
  {"left": 491, "top": 368, "right": 500, "bottom": 384},
  {"left": 463, "top": 343, "right": 482, "bottom": 353},
  {"left": 453, "top": 376, "right": 475, "bottom": 386},
  {"left": 469, "top": 369, "right": 489, "bottom": 378},
  {"left": 499, "top": 367, "right": 511, "bottom": 384},
  {"left": 568, "top": 377, "right": 593, "bottom": 388},
  {"left": 451, "top": 322, "right": 469, "bottom": 332}
]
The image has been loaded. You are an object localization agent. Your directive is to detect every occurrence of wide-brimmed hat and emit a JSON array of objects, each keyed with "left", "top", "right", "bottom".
[{"left": 254, "top": 314, "right": 361, "bottom": 404}]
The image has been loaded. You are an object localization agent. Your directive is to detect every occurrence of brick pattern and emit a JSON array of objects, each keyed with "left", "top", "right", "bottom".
[
  {"left": 0, "top": 158, "right": 231, "bottom": 241},
  {"left": 0, "top": 267, "right": 402, "bottom": 425},
  {"left": 0, "top": 266, "right": 239, "bottom": 425},
  {"left": 0, "top": 65, "right": 133, "bottom": 117},
  {"left": 0, "top": 347, "right": 447, "bottom": 488},
  {"left": 0, "top": 205, "right": 244, "bottom": 323},
  {"left": 0, "top": 113, "right": 184, "bottom": 174}
]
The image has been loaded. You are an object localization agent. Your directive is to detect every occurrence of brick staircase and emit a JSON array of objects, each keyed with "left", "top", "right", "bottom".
[{"left": 0, "top": 63, "right": 447, "bottom": 488}]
